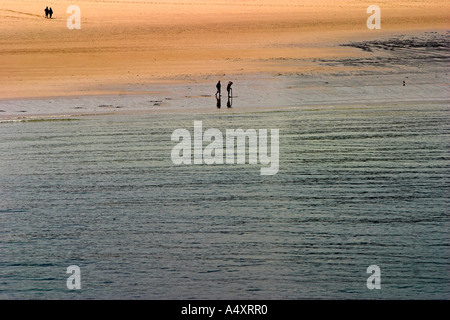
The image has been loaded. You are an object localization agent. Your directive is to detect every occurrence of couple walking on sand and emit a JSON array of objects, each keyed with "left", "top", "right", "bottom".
[
  {"left": 216, "top": 81, "right": 233, "bottom": 98},
  {"left": 44, "top": 6, "right": 53, "bottom": 19}
]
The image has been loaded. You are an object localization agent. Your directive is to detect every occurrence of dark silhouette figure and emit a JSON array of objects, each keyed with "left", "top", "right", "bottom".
[
  {"left": 216, "top": 95, "right": 221, "bottom": 108},
  {"left": 48, "top": 7, "right": 53, "bottom": 19},
  {"left": 227, "top": 96, "right": 232, "bottom": 108},
  {"left": 226, "top": 81, "right": 233, "bottom": 98},
  {"left": 216, "top": 81, "right": 221, "bottom": 97},
  {"left": 403, "top": 80, "right": 406, "bottom": 86},
  {"left": 44, "top": 7, "right": 49, "bottom": 19}
]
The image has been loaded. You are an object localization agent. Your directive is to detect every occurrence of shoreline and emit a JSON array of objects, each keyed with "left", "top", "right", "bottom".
[{"left": 1, "top": 93, "right": 448, "bottom": 123}]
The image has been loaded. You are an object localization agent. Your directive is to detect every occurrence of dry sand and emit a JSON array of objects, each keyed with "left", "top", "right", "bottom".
[{"left": 0, "top": 0, "right": 448, "bottom": 119}]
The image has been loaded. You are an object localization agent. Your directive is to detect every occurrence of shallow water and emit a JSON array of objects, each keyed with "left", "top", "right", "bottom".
[{"left": 0, "top": 103, "right": 448, "bottom": 299}]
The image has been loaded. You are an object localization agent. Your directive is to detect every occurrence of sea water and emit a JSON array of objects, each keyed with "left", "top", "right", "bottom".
[{"left": 0, "top": 103, "right": 448, "bottom": 299}]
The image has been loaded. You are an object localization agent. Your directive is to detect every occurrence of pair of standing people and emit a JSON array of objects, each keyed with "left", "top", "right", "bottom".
[
  {"left": 216, "top": 81, "right": 233, "bottom": 98},
  {"left": 45, "top": 6, "right": 53, "bottom": 19}
]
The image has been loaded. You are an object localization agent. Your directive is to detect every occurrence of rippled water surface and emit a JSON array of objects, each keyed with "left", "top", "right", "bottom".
[{"left": 0, "top": 104, "right": 448, "bottom": 299}]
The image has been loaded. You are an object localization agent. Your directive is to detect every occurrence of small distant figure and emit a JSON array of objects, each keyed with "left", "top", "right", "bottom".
[
  {"left": 44, "top": 6, "right": 49, "bottom": 19},
  {"left": 216, "top": 81, "right": 221, "bottom": 97},
  {"left": 403, "top": 80, "right": 405, "bottom": 86},
  {"left": 226, "top": 81, "right": 233, "bottom": 98},
  {"left": 49, "top": 7, "right": 53, "bottom": 19}
]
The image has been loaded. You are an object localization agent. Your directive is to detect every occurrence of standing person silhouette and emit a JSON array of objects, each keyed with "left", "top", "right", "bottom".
[
  {"left": 49, "top": 7, "right": 53, "bottom": 19},
  {"left": 44, "top": 7, "right": 49, "bottom": 19},
  {"left": 216, "top": 81, "right": 221, "bottom": 97},
  {"left": 226, "top": 81, "right": 233, "bottom": 98}
]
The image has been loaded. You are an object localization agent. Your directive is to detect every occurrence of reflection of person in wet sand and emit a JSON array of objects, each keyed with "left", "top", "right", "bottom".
[
  {"left": 227, "top": 81, "right": 233, "bottom": 98},
  {"left": 216, "top": 81, "right": 221, "bottom": 97},
  {"left": 227, "top": 96, "right": 232, "bottom": 108},
  {"left": 216, "top": 95, "right": 221, "bottom": 108}
]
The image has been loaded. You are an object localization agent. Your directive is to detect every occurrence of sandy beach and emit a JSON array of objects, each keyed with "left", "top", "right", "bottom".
[{"left": 0, "top": 0, "right": 448, "bottom": 119}]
